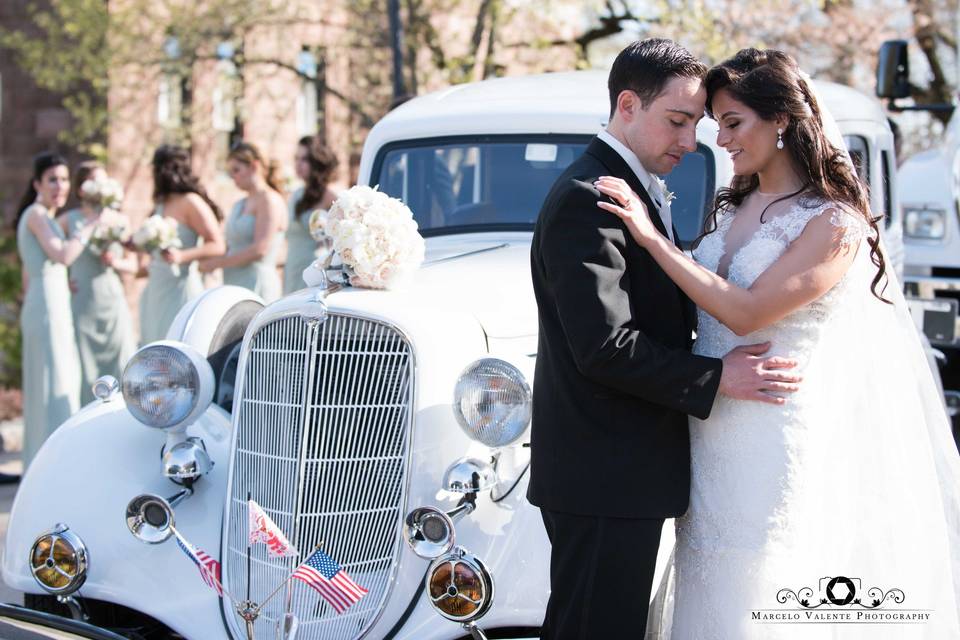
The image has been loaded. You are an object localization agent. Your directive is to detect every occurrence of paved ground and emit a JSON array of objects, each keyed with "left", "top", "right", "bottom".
[{"left": 0, "top": 419, "right": 25, "bottom": 605}]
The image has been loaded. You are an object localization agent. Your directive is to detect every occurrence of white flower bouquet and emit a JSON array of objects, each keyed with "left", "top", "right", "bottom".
[
  {"left": 132, "top": 215, "right": 181, "bottom": 253},
  {"left": 132, "top": 215, "right": 183, "bottom": 274},
  {"left": 88, "top": 218, "right": 131, "bottom": 257},
  {"left": 80, "top": 176, "right": 124, "bottom": 210},
  {"left": 323, "top": 185, "right": 425, "bottom": 290},
  {"left": 308, "top": 207, "right": 334, "bottom": 265}
]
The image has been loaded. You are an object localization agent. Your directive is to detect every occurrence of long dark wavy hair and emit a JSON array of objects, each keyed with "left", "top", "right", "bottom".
[
  {"left": 702, "top": 48, "right": 889, "bottom": 302},
  {"left": 295, "top": 136, "right": 339, "bottom": 218},
  {"left": 152, "top": 145, "right": 222, "bottom": 220},
  {"left": 14, "top": 152, "right": 69, "bottom": 229}
]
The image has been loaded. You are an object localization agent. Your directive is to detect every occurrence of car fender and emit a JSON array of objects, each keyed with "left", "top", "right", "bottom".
[{"left": 3, "top": 399, "right": 232, "bottom": 640}]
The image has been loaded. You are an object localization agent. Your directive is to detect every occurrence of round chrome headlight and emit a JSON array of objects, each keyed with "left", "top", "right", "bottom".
[
  {"left": 426, "top": 546, "right": 494, "bottom": 622},
  {"left": 122, "top": 341, "right": 213, "bottom": 430},
  {"left": 453, "top": 358, "right": 532, "bottom": 448},
  {"left": 29, "top": 524, "right": 88, "bottom": 595}
]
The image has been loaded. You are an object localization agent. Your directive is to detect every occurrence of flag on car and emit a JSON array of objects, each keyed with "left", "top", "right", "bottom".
[
  {"left": 292, "top": 549, "right": 368, "bottom": 614},
  {"left": 174, "top": 530, "right": 223, "bottom": 596},
  {"left": 248, "top": 499, "right": 298, "bottom": 557}
]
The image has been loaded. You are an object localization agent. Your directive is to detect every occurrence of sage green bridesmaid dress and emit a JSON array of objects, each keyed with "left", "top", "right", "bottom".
[
  {"left": 283, "top": 188, "right": 324, "bottom": 294},
  {"left": 139, "top": 206, "right": 204, "bottom": 344},
  {"left": 17, "top": 203, "right": 81, "bottom": 469},
  {"left": 65, "top": 209, "right": 136, "bottom": 404},
  {"left": 222, "top": 199, "right": 282, "bottom": 302}
]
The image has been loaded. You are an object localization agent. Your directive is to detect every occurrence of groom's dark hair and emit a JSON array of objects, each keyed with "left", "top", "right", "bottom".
[{"left": 608, "top": 39, "right": 707, "bottom": 117}]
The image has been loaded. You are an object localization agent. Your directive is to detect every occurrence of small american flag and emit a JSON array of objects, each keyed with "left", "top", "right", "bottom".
[
  {"left": 292, "top": 549, "right": 368, "bottom": 614},
  {"left": 175, "top": 532, "right": 223, "bottom": 596}
]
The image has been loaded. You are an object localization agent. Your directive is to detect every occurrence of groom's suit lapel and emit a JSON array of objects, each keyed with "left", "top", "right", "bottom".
[
  {"left": 584, "top": 138, "right": 671, "bottom": 241},
  {"left": 585, "top": 137, "right": 698, "bottom": 342}
]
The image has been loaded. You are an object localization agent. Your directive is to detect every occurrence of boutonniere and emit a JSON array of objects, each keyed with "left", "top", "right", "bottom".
[{"left": 653, "top": 176, "right": 675, "bottom": 205}]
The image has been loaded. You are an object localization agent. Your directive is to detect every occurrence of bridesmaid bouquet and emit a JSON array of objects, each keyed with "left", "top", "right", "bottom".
[
  {"left": 88, "top": 219, "right": 131, "bottom": 257},
  {"left": 132, "top": 216, "right": 183, "bottom": 274},
  {"left": 80, "top": 176, "right": 124, "bottom": 210},
  {"left": 323, "top": 185, "right": 425, "bottom": 290}
]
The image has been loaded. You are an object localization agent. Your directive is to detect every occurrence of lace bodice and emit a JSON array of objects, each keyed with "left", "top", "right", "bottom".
[{"left": 691, "top": 198, "right": 869, "bottom": 362}]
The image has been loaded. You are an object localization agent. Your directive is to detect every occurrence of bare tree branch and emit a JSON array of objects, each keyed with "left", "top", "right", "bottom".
[
  {"left": 908, "top": 0, "right": 954, "bottom": 124},
  {"left": 240, "top": 56, "right": 376, "bottom": 127}
]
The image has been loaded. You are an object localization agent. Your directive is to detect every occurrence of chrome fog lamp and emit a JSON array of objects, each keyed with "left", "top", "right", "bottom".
[
  {"left": 126, "top": 494, "right": 176, "bottom": 544},
  {"left": 453, "top": 358, "right": 532, "bottom": 448},
  {"left": 122, "top": 341, "right": 213, "bottom": 430},
  {"left": 443, "top": 457, "right": 498, "bottom": 495},
  {"left": 29, "top": 524, "right": 88, "bottom": 595},
  {"left": 404, "top": 507, "right": 456, "bottom": 559},
  {"left": 92, "top": 375, "right": 119, "bottom": 402},
  {"left": 163, "top": 437, "right": 214, "bottom": 484},
  {"left": 426, "top": 546, "right": 494, "bottom": 623}
]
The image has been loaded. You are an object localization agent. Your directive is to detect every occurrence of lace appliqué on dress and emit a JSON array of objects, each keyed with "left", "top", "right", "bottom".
[{"left": 666, "top": 199, "right": 874, "bottom": 638}]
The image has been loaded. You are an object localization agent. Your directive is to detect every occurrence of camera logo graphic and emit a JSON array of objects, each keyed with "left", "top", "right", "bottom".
[{"left": 820, "top": 576, "right": 861, "bottom": 606}]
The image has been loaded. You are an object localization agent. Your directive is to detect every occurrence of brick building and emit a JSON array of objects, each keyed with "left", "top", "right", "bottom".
[
  {"left": 0, "top": 2, "right": 582, "bottom": 310},
  {"left": 0, "top": 1, "right": 87, "bottom": 223}
]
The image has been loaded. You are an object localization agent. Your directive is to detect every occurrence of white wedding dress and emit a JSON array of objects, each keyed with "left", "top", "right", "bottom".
[{"left": 646, "top": 197, "right": 960, "bottom": 639}]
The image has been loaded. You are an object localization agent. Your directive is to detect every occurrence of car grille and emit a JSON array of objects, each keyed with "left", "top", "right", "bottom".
[{"left": 223, "top": 312, "right": 415, "bottom": 639}]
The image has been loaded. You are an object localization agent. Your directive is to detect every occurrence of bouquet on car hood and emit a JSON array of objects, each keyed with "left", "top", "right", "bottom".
[{"left": 323, "top": 185, "right": 425, "bottom": 290}]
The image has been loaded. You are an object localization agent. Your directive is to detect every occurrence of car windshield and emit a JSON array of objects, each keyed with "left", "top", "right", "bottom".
[{"left": 374, "top": 136, "right": 715, "bottom": 246}]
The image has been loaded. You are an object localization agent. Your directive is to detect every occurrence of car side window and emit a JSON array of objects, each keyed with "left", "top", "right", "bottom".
[{"left": 844, "top": 135, "right": 870, "bottom": 184}]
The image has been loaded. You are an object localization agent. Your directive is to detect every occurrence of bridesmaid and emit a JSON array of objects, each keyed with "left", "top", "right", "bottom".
[
  {"left": 284, "top": 136, "right": 340, "bottom": 294},
  {"left": 199, "top": 142, "right": 286, "bottom": 302},
  {"left": 138, "top": 146, "right": 225, "bottom": 344},
  {"left": 16, "top": 153, "right": 91, "bottom": 469},
  {"left": 63, "top": 162, "right": 137, "bottom": 404}
]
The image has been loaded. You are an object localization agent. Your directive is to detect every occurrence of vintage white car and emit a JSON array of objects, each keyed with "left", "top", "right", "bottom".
[{"left": 2, "top": 70, "right": 922, "bottom": 640}]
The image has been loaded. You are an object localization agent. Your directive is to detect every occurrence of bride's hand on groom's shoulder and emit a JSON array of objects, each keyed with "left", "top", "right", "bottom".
[
  {"left": 593, "top": 177, "right": 657, "bottom": 246},
  {"left": 718, "top": 342, "right": 802, "bottom": 405}
]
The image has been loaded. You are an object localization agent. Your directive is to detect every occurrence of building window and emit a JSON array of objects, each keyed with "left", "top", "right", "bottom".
[
  {"left": 157, "top": 73, "right": 183, "bottom": 129},
  {"left": 296, "top": 81, "right": 318, "bottom": 137},
  {"left": 213, "top": 44, "right": 242, "bottom": 169},
  {"left": 296, "top": 47, "right": 327, "bottom": 142}
]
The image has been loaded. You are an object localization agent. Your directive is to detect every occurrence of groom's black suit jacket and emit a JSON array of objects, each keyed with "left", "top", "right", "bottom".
[{"left": 528, "top": 137, "right": 724, "bottom": 519}]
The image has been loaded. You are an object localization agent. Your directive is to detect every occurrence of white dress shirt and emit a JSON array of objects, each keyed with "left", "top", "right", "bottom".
[{"left": 596, "top": 129, "right": 674, "bottom": 242}]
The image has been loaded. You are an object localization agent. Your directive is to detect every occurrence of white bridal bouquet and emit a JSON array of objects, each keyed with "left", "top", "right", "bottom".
[
  {"left": 80, "top": 176, "right": 124, "bottom": 210},
  {"left": 308, "top": 207, "right": 334, "bottom": 264},
  {"left": 317, "top": 185, "right": 425, "bottom": 290}
]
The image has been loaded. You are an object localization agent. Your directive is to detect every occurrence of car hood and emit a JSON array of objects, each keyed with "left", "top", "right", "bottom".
[{"left": 326, "top": 233, "right": 538, "bottom": 341}]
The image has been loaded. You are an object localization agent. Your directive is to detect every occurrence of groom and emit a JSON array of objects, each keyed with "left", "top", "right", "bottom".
[{"left": 528, "top": 39, "right": 801, "bottom": 637}]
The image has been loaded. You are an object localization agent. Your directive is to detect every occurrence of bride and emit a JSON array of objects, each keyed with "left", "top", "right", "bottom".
[{"left": 596, "top": 48, "right": 960, "bottom": 638}]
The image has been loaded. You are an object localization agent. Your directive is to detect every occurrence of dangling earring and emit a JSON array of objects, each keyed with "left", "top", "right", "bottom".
[{"left": 776, "top": 128, "right": 784, "bottom": 150}]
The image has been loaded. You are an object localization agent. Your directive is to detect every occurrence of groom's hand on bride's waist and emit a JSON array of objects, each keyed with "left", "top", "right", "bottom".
[{"left": 718, "top": 342, "right": 801, "bottom": 405}]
